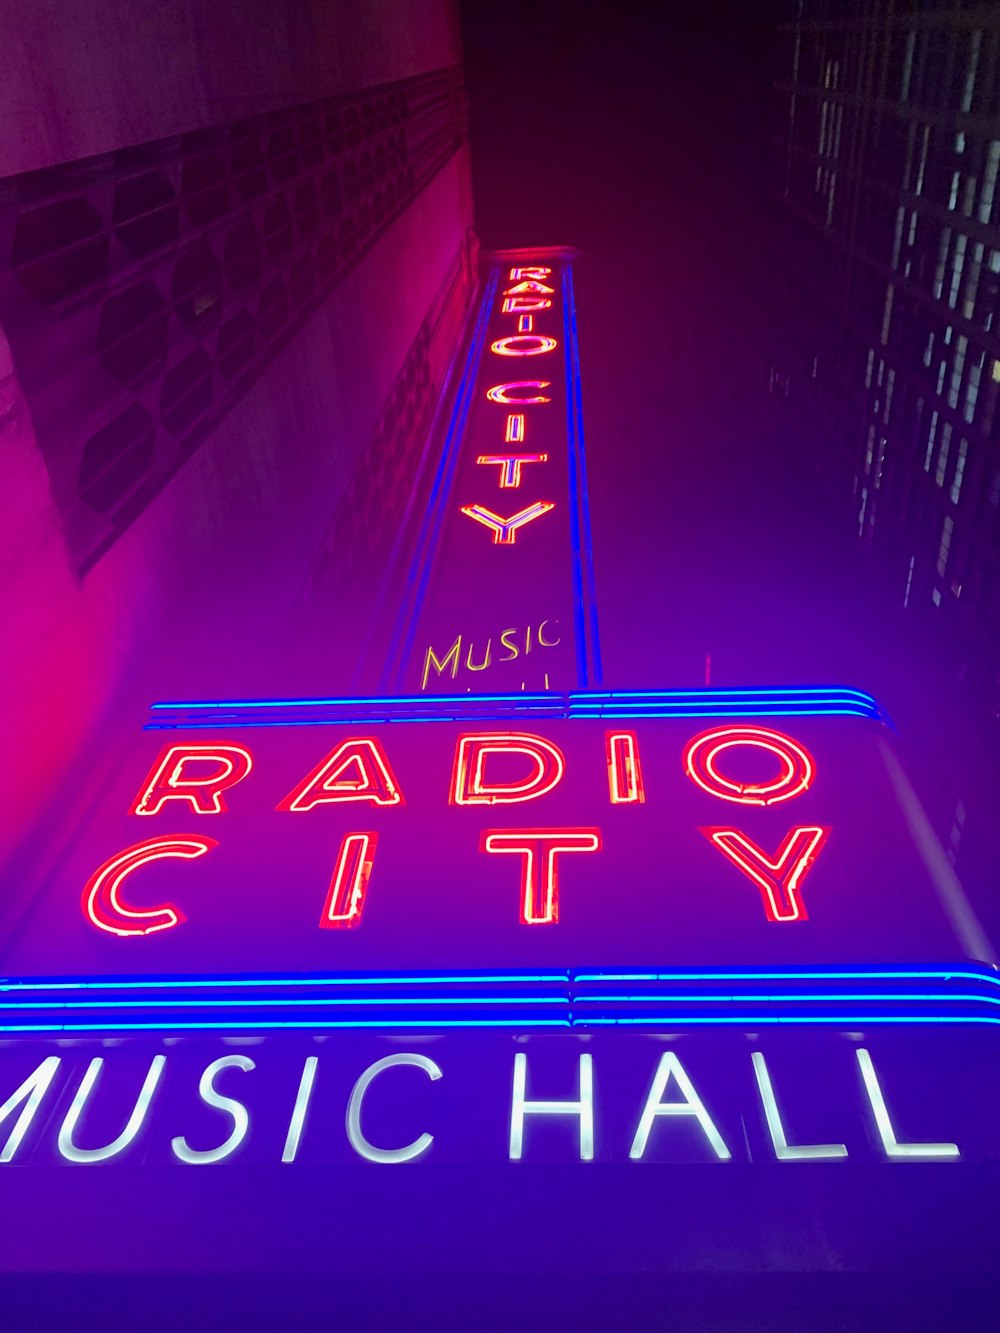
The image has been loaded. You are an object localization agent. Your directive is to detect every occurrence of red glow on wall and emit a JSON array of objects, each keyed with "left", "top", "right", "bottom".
[
  {"left": 482, "top": 828, "right": 601, "bottom": 924},
  {"left": 683, "top": 726, "right": 816, "bottom": 806},
  {"left": 319, "top": 832, "right": 377, "bottom": 929},
  {"left": 277, "top": 739, "right": 403, "bottom": 811},
  {"left": 82, "top": 835, "right": 217, "bottom": 936},
  {"left": 701, "top": 825, "right": 831, "bottom": 922},
  {"left": 451, "top": 733, "right": 566, "bottom": 805},
  {"left": 131, "top": 744, "right": 253, "bottom": 816}
]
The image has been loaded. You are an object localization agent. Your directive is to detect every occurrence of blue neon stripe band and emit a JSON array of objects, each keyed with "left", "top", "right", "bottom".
[
  {"left": 23, "top": 996, "right": 570, "bottom": 1010},
  {"left": 564, "top": 264, "right": 602, "bottom": 684},
  {"left": 150, "top": 686, "right": 878, "bottom": 708},
  {"left": 580, "top": 1015, "right": 1000, "bottom": 1026},
  {"left": 1, "top": 972, "right": 568, "bottom": 992},
  {"left": 0, "top": 1019, "right": 572, "bottom": 1033},
  {"left": 145, "top": 686, "right": 883, "bottom": 730},
  {"left": 562, "top": 266, "right": 590, "bottom": 687},
  {"left": 2, "top": 965, "right": 998, "bottom": 1034},
  {"left": 6, "top": 965, "right": 995, "bottom": 992}
]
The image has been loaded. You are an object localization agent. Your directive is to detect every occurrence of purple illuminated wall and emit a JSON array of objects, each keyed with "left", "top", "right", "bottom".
[{"left": 0, "top": 0, "right": 474, "bottom": 869}]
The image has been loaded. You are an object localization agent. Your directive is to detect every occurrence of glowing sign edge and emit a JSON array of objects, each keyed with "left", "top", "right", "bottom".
[
  {"left": 1, "top": 966, "right": 998, "bottom": 1034},
  {"left": 144, "top": 687, "right": 885, "bottom": 729}
]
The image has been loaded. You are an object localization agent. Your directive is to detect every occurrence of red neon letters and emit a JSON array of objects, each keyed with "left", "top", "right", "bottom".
[
  {"left": 460, "top": 501, "right": 555, "bottom": 544},
  {"left": 451, "top": 263, "right": 561, "bottom": 587},
  {"left": 482, "top": 829, "right": 601, "bottom": 924},
  {"left": 491, "top": 335, "right": 558, "bottom": 357},
  {"left": 88, "top": 694, "right": 838, "bottom": 936},
  {"left": 503, "top": 280, "right": 555, "bottom": 295},
  {"left": 683, "top": 726, "right": 815, "bottom": 806},
  {"left": 486, "top": 381, "right": 552, "bottom": 405},
  {"left": 319, "top": 832, "right": 377, "bottom": 928},
  {"left": 476, "top": 453, "right": 548, "bottom": 488},
  {"left": 83, "top": 835, "right": 217, "bottom": 936},
  {"left": 452, "top": 733, "right": 565, "bottom": 805},
  {"left": 277, "top": 739, "right": 403, "bottom": 811},
  {"left": 502, "top": 296, "right": 552, "bottom": 313},
  {"left": 504, "top": 413, "right": 525, "bottom": 444},
  {"left": 471, "top": 280, "right": 558, "bottom": 544},
  {"left": 606, "top": 732, "right": 645, "bottom": 804},
  {"left": 132, "top": 745, "right": 253, "bottom": 816},
  {"left": 701, "top": 826, "right": 831, "bottom": 922}
]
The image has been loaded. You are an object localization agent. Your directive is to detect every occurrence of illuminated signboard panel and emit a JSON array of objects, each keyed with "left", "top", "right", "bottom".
[
  {"left": 385, "top": 250, "right": 599, "bottom": 695},
  {"left": 0, "top": 690, "right": 994, "bottom": 1034},
  {"left": 1, "top": 246, "right": 998, "bottom": 1228},
  {"left": 0, "top": 1029, "right": 989, "bottom": 1171}
]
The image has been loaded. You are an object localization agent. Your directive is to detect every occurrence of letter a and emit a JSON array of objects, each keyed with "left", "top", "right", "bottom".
[
  {"left": 278, "top": 739, "right": 403, "bottom": 811},
  {"left": 504, "top": 280, "right": 556, "bottom": 295},
  {"left": 630, "top": 1053, "right": 730, "bottom": 1161}
]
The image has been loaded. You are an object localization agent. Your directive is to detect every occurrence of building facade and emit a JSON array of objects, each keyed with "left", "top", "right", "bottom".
[
  {"left": 766, "top": 0, "right": 1000, "bottom": 908},
  {"left": 0, "top": 0, "right": 476, "bottom": 869},
  {"left": 4, "top": 3, "right": 1000, "bottom": 1319}
]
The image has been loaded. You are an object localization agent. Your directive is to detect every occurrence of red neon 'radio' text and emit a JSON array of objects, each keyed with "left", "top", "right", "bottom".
[{"left": 83, "top": 726, "right": 828, "bottom": 937}]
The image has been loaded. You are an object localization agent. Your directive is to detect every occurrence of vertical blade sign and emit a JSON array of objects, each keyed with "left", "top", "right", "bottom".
[{"left": 400, "top": 252, "right": 599, "bottom": 694}]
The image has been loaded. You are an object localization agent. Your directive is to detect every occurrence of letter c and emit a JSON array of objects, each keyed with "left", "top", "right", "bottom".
[
  {"left": 486, "top": 381, "right": 552, "bottom": 405},
  {"left": 345, "top": 1054, "right": 443, "bottom": 1163},
  {"left": 82, "top": 836, "right": 217, "bottom": 936}
]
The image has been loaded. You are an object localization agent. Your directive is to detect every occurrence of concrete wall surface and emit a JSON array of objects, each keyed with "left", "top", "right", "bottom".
[
  {"left": 0, "top": 1, "right": 473, "bottom": 869},
  {"left": 0, "top": 0, "right": 460, "bottom": 177}
]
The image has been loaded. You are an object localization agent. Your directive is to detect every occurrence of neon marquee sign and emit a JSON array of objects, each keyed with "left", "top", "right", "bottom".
[
  {"left": 0, "top": 1035, "right": 968, "bottom": 1166},
  {"left": 383, "top": 250, "right": 599, "bottom": 695},
  {"left": 1, "top": 248, "right": 996, "bottom": 1187},
  {"left": 0, "top": 685, "right": 994, "bottom": 1036},
  {"left": 78, "top": 718, "right": 830, "bottom": 938}
]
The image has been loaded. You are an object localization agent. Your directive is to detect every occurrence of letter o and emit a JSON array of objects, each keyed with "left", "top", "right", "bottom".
[
  {"left": 491, "top": 335, "right": 558, "bottom": 357},
  {"left": 682, "top": 726, "right": 815, "bottom": 806}
]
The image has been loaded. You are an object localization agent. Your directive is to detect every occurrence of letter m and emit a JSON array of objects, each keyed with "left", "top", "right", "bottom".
[
  {"left": 421, "top": 635, "right": 462, "bottom": 690},
  {"left": 0, "top": 1057, "right": 61, "bottom": 1162}
]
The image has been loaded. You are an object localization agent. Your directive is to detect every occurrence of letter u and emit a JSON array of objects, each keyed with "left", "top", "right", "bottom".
[
  {"left": 57, "top": 1056, "right": 166, "bottom": 1163},
  {"left": 466, "top": 639, "right": 492, "bottom": 673}
]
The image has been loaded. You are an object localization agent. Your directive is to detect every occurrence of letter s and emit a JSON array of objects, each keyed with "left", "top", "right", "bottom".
[{"left": 499, "top": 629, "right": 520, "bottom": 662}]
